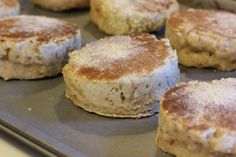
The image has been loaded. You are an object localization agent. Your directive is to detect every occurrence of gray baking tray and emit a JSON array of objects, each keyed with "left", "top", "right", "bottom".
[
  {"left": 179, "top": 0, "right": 236, "bottom": 12},
  {"left": 0, "top": 0, "right": 236, "bottom": 157}
]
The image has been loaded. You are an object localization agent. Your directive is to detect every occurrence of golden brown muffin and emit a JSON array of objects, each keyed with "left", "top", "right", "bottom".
[
  {"left": 166, "top": 9, "right": 236, "bottom": 71},
  {"left": 91, "top": 0, "right": 179, "bottom": 35},
  {"left": 63, "top": 34, "right": 180, "bottom": 118},
  {"left": 0, "top": 15, "right": 81, "bottom": 80},
  {"left": 156, "top": 78, "right": 236, "bottom": 157}
]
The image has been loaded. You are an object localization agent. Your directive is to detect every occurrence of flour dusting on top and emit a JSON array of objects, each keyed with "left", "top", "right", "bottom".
[
  {"left": 68, "top": 34, "right": 171, "bottom": 80},
  {"left": 0, "top": 15, "right": 78, "bottom": 41},
  {"left": 187, "top": 79, "right": 236, "bottom": 109},
  {"left": 163, "top": 78, "right": 236, "bottom": 130},
  {"left": 8, "top": 16, "right": 62, "bottom": 33},
  {"left": 71, "top": 36, "right": 145, "bottom": 69}
]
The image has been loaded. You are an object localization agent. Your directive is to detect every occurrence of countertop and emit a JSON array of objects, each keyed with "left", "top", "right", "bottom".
[{"left": 0, "top": 131, "right": 44, "bottom": 157}]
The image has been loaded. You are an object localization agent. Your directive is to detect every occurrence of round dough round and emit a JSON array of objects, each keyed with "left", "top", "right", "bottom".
[
  {"left": 157, "top": 78, "right": 236, "bottom": 157},
  {"left": 0, "top": 15, "right": 81, "bottom": 80},
  {"left": 63, "top": 34, "right": 180, "bottom": 118},
  {"left": 91, "top": 0, "right": 179, "bottom": 35},
  {"left": 166, "top": 9, "right": 236, "bottom": 71}
]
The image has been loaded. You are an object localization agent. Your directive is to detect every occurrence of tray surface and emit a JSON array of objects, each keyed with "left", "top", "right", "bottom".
[{"left": 0, "top": 0, "right": 236, "bottom": 157}]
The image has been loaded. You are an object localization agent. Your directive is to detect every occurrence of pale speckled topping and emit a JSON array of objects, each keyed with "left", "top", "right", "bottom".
[
  {"left": 0, "top": 0, "right": 18, "bottom": 8},
  {"left": 168, "top": 10, "right": 236, "bottom": 39},
  {"left": 72, "top": 36, "right": 144, "bottom": 67},
  {"left": 0, "top": 15, "right": 78, "bottom": 41},
  {"left": 163, "top": 78, "right": 236, "bottom": 131},
  {"left": 69, "top": 34, "right": 172, "bottom": 80},
  {"left": 131, "top": 0, "right": 176, "bottom": 12},
  {"left": 107, "top": 0, "right": 177, "bottom": 13}
]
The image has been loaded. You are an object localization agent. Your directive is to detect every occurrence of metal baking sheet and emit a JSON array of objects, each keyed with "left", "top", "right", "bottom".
[
  {"left": 0, "top": 0, "right": 236, "bottom": 157},
  {"left": 179, "top": 0, "right": 236, "bottom": 12}
]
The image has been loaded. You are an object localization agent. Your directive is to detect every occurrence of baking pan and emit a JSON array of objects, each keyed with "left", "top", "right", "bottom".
[
  {"left": 179, "top": 0, "right": 236, "bottom": 12},
  {"left": 0, "top": 0, "right": 236, "bottom": 157}
]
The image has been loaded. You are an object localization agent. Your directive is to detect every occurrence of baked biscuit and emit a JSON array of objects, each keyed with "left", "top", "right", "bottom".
[
  {"left": 166, "top": 9, "right": 236, "bottom": 71},
  {"left": 31, "top": 0, "right": 90, "bottom": 11},
  {"left": 91, "top": 0, "right": 179, "bottom": 35},
  {"left": 156, "top": 78, "right": 236, "bottom": 157},
  {"left": 0, "top": 0, "right": 20, "bottom": 18},
  {"left": 63, "top": 34, "right": 179, "bottom": 118},
  {"left": 0, "top": 15, "right": 81, "bottom": 80}
]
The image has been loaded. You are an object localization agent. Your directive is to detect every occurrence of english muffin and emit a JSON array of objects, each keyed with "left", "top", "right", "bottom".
[
  {"left": 166, "top": 9, "right": 236, "bottom": 71},
  {"left": 156, "top": 78, "right": 236, "bottom": 157},
  {"left": 31, "top": 0, "right": 90, "bottom": 11},
  {"left": 0, "top": 0, "right": 20, "bottom": 18},
  {"left": 0, "top": 15, "right": 81, "bottom": 80},
  {"left": 91, "top": 0, "right": 179, "bottom": 35},
  {"left": 63, "top": 34, "right": 179, "bottom": 118}
]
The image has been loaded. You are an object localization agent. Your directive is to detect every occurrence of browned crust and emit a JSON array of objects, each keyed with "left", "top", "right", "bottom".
[
  {"left": 0, "top": 0, "right": 18, "bottom": 7},
  {"left": 132, "top": 0, "right": 177, "bottom": 12},
  {"left": 168, "top": 9, "right": 236, "bottom": 39},
  {"left": 76, "top": 34, "right": 170, "bottom": 80},
  {"left": 0, "top": 15, "right": 78, "bottom": 42},
  {"left": 162, "top": 80, "right": 236, "bottom": 131}
]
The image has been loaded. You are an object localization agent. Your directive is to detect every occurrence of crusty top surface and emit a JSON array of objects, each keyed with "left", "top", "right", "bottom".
[
  {"left": 0, "top": 0, "right": 18, "bottom": 8},
  {"left": 106, "top": 0, "right": 178, "bottom": 13},
  {"left": 68, "top": 34, "right": 172, "bottom": 80},
  {"left": 168, "top": 10, "right": 236, "bottom": 39},
  {"left": 131, "top": 0, "right": 177, "bottom": 12},
  {"left": 0, "top": 15, "right": 78, "bottom": 42},
  {"left": 162, "top": 78, "right": 236, "bottom": 131}
]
